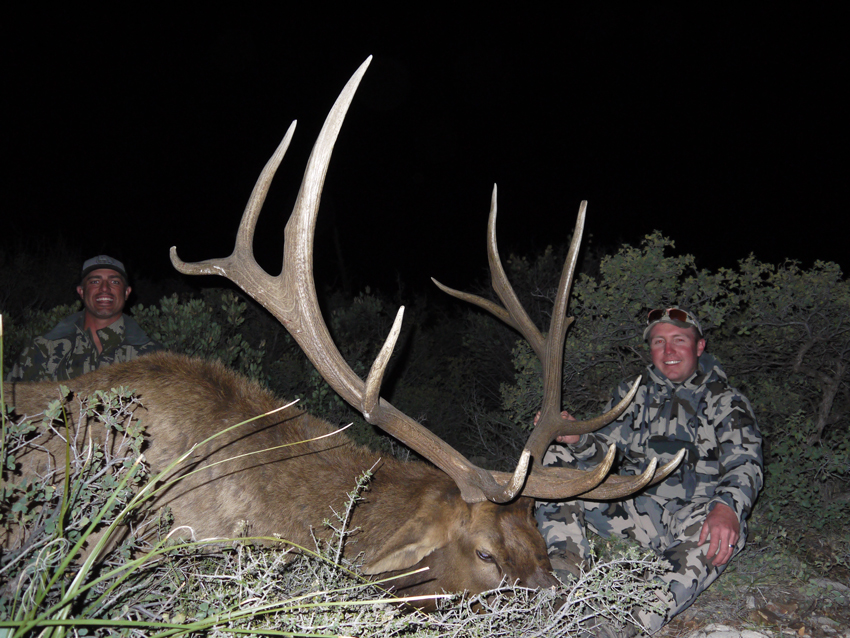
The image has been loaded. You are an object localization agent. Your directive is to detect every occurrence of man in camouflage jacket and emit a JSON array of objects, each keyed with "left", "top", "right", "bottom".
[
  {"left": 7, "top": 255, "right": 161, "bottom": 382},
  {"left": 536, "top": 308, "right": 763, "bottom": 633}
]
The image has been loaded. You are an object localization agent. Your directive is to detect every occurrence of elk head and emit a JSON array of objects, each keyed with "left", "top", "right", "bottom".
[{"left": 364, "top": 496, "right": 554, "bottom": 610}]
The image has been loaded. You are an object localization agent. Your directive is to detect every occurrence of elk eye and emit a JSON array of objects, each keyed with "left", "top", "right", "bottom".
[{"left": 476, "top": 549, "right": 494, "bottom": 563}]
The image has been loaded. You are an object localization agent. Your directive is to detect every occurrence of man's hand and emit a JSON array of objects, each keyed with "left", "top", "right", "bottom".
[
  {"left": 534, "top": 410, "right": 580, "bottom": 444},
  {"left": 698, "top": 502, "right": 740, "bottom": 567}
]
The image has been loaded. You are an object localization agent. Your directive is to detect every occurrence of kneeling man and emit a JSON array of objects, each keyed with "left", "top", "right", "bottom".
[{"left": 536, "top": 308, "right": 763, "bottom": 633}]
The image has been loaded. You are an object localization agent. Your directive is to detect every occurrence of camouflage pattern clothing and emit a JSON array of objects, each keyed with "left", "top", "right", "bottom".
[
  {"left": 536, "top": 353, "right": 763, "bottom": 632},
  {"left": 7, "top": 312, "right": 162, "bottom": 382}
]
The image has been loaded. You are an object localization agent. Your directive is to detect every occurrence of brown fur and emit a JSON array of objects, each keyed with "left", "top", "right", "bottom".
[{"left": 4, "top": 351, "right": 556, "bottom": 608}]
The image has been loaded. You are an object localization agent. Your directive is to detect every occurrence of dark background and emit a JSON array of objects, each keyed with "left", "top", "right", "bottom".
[{"left": 4, "top": 7, "right": 845, "bottom": 298}]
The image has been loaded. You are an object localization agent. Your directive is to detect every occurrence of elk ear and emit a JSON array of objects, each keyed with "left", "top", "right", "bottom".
[{"left": 361, "top": 517, "right": 450, "bottom": 575}]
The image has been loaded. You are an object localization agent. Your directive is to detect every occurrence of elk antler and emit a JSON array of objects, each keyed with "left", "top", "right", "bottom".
[
  {"left": 171, "top": 57, "right": 681, "bottom": 504},
  {"left": 433, "top": 189, "right": 684, "bottom": 499}
]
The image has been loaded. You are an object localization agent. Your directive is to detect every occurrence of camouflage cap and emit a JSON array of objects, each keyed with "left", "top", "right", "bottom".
[
  {"left": 81, "top": 255, "right": 128, "bottom": 282},
  {"left": 643, "top": 307, "right": 703, "bottom": 341}
]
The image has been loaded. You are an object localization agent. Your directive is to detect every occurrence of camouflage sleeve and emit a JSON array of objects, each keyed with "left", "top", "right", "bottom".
[
  {"left": 707, "top": 391, "right": 764, "bottom": 523},
  {"left": 567, "top": 377, "right": 640, "bottom": 465},
  {"left": 5, "top": 340, "right": 52, "bottom": 383}
]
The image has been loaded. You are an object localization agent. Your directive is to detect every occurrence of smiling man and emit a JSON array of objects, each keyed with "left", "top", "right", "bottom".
[
  {"left": 7, "top": 255, "right": 162, "bottom": 382},
  {"left": 536, "top": 307, "right": 763, "bottom": 635}
]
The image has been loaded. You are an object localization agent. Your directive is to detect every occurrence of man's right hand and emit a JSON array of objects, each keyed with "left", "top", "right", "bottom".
[{"left": 535, "top": 410, "right": 581, "bottom": 444}]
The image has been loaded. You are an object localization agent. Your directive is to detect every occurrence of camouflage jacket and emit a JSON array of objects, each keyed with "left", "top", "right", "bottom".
[
  {"left": 7, "top": 312, "right": 162, "bottom": 382},
  {"left": 560, "top": 353, "right": 763, "bottom": 524}
]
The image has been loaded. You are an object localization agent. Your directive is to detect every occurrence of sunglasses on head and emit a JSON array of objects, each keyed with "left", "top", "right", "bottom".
[{"left": 646, "top": 308, "right": 697, "bottom": 326}]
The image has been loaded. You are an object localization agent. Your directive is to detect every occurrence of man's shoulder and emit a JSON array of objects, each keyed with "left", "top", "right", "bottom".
[
  {"left": 689, "top": 356, "right": 759, "bottom": 431},
  {"left": 697, "top": 355, "right": 750, "bottom": 400},
  {"left": 41, "top": 311, "right": 86, "bottom": 340},
  {"left": 119, "top": 314, "right": 163, "bottom": 351}
]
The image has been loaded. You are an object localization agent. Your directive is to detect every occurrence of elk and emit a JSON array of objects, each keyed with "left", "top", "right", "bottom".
[{"left": 3, "top": 57, "right": 682, "bottom": 608}]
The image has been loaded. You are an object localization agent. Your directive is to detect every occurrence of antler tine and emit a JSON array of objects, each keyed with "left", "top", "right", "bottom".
[
  {"left": 484, "top": 447, "right": 685, "bottom": 500},
  {"left": 432, "top": 186, "right": 545, "bottom": 356},
  {"left": 579, "top": 449, "right": 685, "bottom": 499},
  {"left": 436, "top": 196, "right": 590, "bottom": 468},
  {"left": 512, "top": 200, "right": 684, "bottom": 496},
  {"left": 484, "top": 186, "right": 547, "bottom": 357},
  {"left": 276, "top": 57, "right": 376, "bottom": 404},
  {"left": 436, "top": 196, "right": 593, "bottom": 464},
  {"left": 522, "top": 201, "right": 586, "bottom": 467},
  {"left": 171, "top": 121, "right": 297, "bottom": 291},
  {"left": 363, "top": 306, "right": 405, "bottom": 418},
  {"left": 527, "top": 376, "right": 642, "bottom": 454}
]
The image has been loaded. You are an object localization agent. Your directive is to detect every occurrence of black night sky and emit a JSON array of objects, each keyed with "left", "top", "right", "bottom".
[{"left": 4, "top": 7, "right": 846, "bottom": 299}]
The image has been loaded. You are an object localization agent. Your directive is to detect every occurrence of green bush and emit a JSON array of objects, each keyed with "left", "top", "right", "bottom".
[
  {"left": 499, "top": 232, "right": 736, "bottom": 426},
  {"left": 759, "top": 411, "right": 849, "bottom": 531},
  {"left": 718, "top": 259, "right": 850, "bottom": 533},
  {"left": 133, "top": 291, "right": 266, "bottom": 380},
  {"left": 720, "top": 258, "right": 850, "bottom": 442}
]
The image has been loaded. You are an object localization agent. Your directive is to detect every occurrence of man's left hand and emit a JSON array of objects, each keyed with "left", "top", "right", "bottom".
[{"left": 698, "top": 502, "right": 740, "bottom": 567}]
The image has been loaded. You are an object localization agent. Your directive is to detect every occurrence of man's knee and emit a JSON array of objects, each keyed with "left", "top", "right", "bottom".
[{"left": 658, "top": 517, "right": 744, "bottom": 617}]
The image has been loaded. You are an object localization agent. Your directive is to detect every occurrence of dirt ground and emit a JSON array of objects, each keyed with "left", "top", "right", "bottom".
[{"left": 655, "top": 529, "right": 850, "bottom": 638}]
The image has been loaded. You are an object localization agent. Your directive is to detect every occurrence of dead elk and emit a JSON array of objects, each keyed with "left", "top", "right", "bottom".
[{"left": 3, "top": 57, "right": 682, "bottom": 609}]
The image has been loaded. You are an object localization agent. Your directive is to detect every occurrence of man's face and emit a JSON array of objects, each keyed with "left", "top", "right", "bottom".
[
  {"left": 77, "top": 268, "right": 131, "bottom": 324},
  {"left": 648, "top": 322, "right": 706, "bottom": 383}
]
